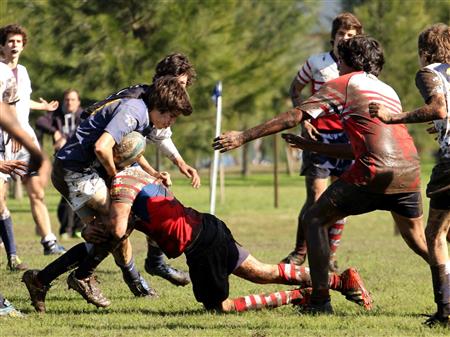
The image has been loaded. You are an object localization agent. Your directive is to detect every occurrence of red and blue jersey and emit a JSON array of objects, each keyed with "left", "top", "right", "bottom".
[{"left": 111, "top": 167, "right": 202, "bottom": 258}]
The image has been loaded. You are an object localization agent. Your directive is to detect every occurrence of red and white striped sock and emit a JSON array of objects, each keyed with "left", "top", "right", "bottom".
[
  {"left": 277, "top": 263, "right": 310, "bottom": 286},
  {"left": 232, "top": 288, "right": 310, "bottom": 312},
  {"left": 329, "top": 218, "right": 345, "bottom": 256}
]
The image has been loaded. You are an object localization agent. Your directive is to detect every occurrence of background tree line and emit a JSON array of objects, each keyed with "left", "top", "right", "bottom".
[{"left": 1, "top": 0, "right": 449, "bottom": 166}]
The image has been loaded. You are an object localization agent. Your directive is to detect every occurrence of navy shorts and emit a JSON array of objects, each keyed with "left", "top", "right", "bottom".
[
  {"left": 322, "top": 179, "right": 423, "bottom": 218},
  {"left": 185, "top": 214, "right": 249, "bottom": 310},
  {"left": 427, "top": 161, "right": 450, "bottom": 210},
  {"left": 300, "top": 131, "right": 353, "bottom": 178}
]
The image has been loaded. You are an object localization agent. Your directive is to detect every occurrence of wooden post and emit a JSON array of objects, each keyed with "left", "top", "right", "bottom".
[{"left": 274, "top": 134, "right": 278, "bottom": 208}]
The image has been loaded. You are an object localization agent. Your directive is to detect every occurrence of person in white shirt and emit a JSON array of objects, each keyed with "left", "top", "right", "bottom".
[{"left": 0, "top": 23, "right": 65, "bottom": 255}]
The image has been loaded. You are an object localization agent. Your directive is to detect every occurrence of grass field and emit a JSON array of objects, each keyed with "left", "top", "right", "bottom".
[{"left": 0, "top": 166, "right": 448, "bottom": 337}]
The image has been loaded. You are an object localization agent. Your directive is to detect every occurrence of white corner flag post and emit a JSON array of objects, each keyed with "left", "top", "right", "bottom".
[{"left": 210, "top": 81, "right": 222, "bottom": 215}]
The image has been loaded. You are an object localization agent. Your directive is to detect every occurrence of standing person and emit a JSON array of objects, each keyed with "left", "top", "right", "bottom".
[
  {"left": 282, "top": 13, "right": 363, "bottom": 271},
  {"left": 36, "top": 88, "right": 84, "bottom": 239},
  {"left": 23, "top": 133, "right": 372, "bottom": 313},
  {"left": 0, "top": 23, "right": 65, "bottom": 255},
  {"left": 369, "top": 23, "right": 450, "bottom": 327},
  {"left": 0, "top": 100, "right": 45, "bottom": 317},
  {"left": 213, "top": 35, "right": 429, "bottom": 313},
  {"left": 0, "top": 61, "right": 27, "bottom": 271}
]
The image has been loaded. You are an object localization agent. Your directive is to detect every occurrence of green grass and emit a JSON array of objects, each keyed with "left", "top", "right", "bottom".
[{"left": 0, "top": 168, "right": 448, "bottom": 337}]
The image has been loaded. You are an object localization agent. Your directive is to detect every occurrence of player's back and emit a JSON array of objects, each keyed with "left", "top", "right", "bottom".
[{"left": 341, "top": 72, "right": 421, "bottom": 193}]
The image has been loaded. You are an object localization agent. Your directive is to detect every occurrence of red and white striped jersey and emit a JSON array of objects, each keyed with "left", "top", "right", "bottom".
[
  {"left": 300, "top": 71, "right": 421, "bottom": 193},
  {"left": 295, "top": 52, "right": 342, "bottom": 131}
]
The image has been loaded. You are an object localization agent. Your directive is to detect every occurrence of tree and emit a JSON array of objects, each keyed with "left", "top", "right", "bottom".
[{"left": 2, "top": 0, "right": 318, "bottom": 165}]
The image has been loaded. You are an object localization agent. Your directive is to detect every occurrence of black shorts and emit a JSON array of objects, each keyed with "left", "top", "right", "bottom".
[
  {"left": 322, "top": 179, "right": 423, "bottom": 218},
  {"left": 427, "top": 161, "right": 450, "bottom": 210},
  {"left": 185, "top": 214, "right": 249, "bottom": 310},
  {"left": 300, "top": 131, "right": 353, "bottom": 178}
]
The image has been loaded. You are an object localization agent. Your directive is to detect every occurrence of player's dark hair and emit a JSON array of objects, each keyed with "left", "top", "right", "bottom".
[
  {"left": 153, "top": 53, "right": 196, "bottom": 86},
  {"left": 418, "top": 23, "right": 450, "bottom": 65},
  {"left": 0, "top": 24, "right": 27, "bottom": 47},
  {"left": 331, "top": 12, "right": 363, "bottom": 40},
  {"left": 338, "top": 35, "right": 384, "bottom": 77},
  {"left": 145, "top": 76, "right": 192, "bottom": 116}
]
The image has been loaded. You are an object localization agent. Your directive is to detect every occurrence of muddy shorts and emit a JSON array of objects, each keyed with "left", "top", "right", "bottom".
[{"left": 321, "top": 179, "right": 423, "bottom": 218}]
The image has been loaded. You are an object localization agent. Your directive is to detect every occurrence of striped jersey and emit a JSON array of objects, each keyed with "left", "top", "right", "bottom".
[
  {"left": 416, "top": 63, "right": 450, "bottom": 159},
  {"left": 110, "top": 167, "right": 202, "bottom": 258},
  {"left": 299, "top": 71, "right": 421, "bottom": 193},
  {"left": 295, "top": 52, "right": 343, "bottom": 131}
]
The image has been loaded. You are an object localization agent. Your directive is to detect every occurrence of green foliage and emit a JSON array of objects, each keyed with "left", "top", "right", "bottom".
[{"left": 1, "top": 0, "right": 317, "bottom": 162}]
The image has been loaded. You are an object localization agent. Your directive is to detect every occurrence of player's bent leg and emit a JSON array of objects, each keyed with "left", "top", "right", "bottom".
[
  {"left": 281, "top": 176, "right": 328, "bottom": 266},
  {"left": 113, "top": 238, "right": 157, "bottom": 298},
  {"left": 224, "top": 288, "right": 312, "bottom": 313},
  {"left": 304, "top": 198, "right": 345, "bottom": 314},
  {"left": 144, "top": 236, "right": 190, "bottom": 286},
  {"left": 25, "top": 175, "right": 65, "bottom": 255},
  {"left": 391, "top": 212, "right": 429, "bottom": 263},
  {"left": 424, "top": 208, "right": 450, "bottom": 326}
]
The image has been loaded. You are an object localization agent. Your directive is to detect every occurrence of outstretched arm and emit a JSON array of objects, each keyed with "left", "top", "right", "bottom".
[
  {"left": 212, "top": 108, "right": 308, "bottom": 153},
  {"left": 369, "top": 94, "right": 447, "bottom": 124},
  {"left": 0, "top": 102, "right": 43, "bottom": 172},
  {"left": 282, "top": 133, "right": 354, "bottom": 159}
]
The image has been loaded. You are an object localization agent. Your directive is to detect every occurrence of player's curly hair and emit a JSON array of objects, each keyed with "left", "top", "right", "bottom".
[
  {"left": 153, "top": 53, "right": 196, "bottom": 86},
  {"left": 0, "top": 24, "right": 27, "bottom": 47},
  {"left": 418, "top": 23, "right": 450, "bottom": 65},
  {"left": 337, "top": 35, "right": 384, "bottom": 77},
  {"left": 145, "top": 76, "right": 192, "bottom": 116},
  {"left": 331, "top": 12, "right": 363, "bottom": 40}
]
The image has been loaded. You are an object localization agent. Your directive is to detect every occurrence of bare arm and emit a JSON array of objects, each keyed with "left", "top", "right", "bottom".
[
  {"left": 171, "top": 155, "right": 200, "bottom": 189},
  {"left": 136, "top": 156, "right": 172, "bottom": 187},
  {"left": 0, "top": 102, "right": 43, "bottom": 171},
  {"left": 30, "top": 98, "right": 59, "bottom": 111},
  {"left": 94, "top": 132, "right": 117, "bottom": 177},
  {"left": 282, "top": 133, "right": 355, "bottom": 159},
  {"left": 369, "top": 94, "right": 447, "bottom": 124},
  {"left": 289, "top": 78, "right": 306, "bottom": 107},
  {"left": 212, "top": 108, "right": 308, "bottom": 152}
]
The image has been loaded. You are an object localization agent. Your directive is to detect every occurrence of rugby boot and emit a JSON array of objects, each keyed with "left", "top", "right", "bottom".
[
  {"left": 67, "top": 271, "right": 111, "bottom": 308},
  {"left": 7, "top": 255, "right": 28, "bottom": 271},
  {"left": 145, "top": 258, "right": 190, "bottom": 286},
  {"left": 298, "top": 300, "right": 334, "bottom": 315},
  {"left": 280, "top": 250, "right": 306, "bottom": 266},
  {"left": 423, "top": 312, "right": 449, "bottom": 328},
  {"left": 22, "top": 269, "right": 49, "bottom": 313},
  {"left": 123, "top": 271, "right": 157, "bottom": 298},
  {"left": 291, "top": 287, "right": 312, "bottom": 308},
  {"left": 339, "top": 267, "right": 373, "bottom": 310},
  {"left": 0, "top": 299, "right": 25, "bottom": 318},
  {"left": 42, "top": 240, "right": 66, "bottom": 255}
]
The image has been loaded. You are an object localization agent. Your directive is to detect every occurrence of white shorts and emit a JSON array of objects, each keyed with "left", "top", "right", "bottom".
[
  {"left": 0, "top": 125, "right": 40, "bottom": 181},
  {"left": 63, "top": 169, "right": 107, "bottom": 212}
]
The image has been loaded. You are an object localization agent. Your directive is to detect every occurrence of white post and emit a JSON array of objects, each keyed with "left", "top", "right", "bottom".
[{"left": 210, "top": 81, "right": 222, "bottom": 215}]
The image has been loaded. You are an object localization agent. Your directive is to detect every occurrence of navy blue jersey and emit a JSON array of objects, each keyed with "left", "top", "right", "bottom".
[{"left": 56, "top": 98, "right": 150, "bottom": 172}]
